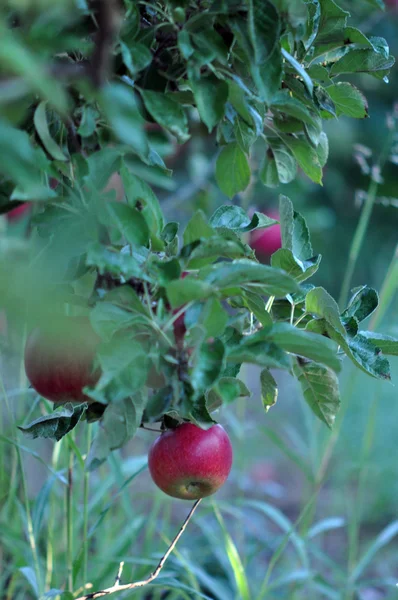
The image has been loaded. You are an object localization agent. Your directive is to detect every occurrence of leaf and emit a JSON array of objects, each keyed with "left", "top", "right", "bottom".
[
  {"left": 278, "top": 196, "right": 313, "bottom": 261},
  {"left": 271, "top": 249, "right": 321, "bottom": 282},
  {"left": 206, "top": 377, "right": 250, "bottom": 412},
  {"left": 251, "top": 44, "right": 283, "bottom": 103},
  {"left": 141, "top": 90, "right": 190, "bottom": 143},
  {"left": 86, "top": 148, "right": 122, "bottom": 191},
  {"left": 209, "top": 205, "right": 278, "bottom": 232},
  {"left": 350, "top": 521, "right": 398, "bottom": 583},
  {"left": 227, "top": 334, "right": 291, "bottom": 370},
  {"left": 260, "top": 369, "right": 278, "bottom": 411},
  {"left": 267, "top": 322, "right": 341, "bottom": 372},
  {"left": 166, "top": 277, "right": 214, "bottom": 309},
  {"left": 215, "top": 143, "right": 251, "bottom": 198},
  {"left": 191, "top": 339, "right": 226, "bottom": 397},
  {"left": 185, "top": 298, "right": 229, "bottom": 339},
  {"left": 107, "top": 202, "right": 150, "bottom": 247},
  {"left": 248, "top": 0, "right": 281, "bottom": 64},
  {"left": 317, "top": 0, "right": 350, "bottom": 43},
  {"left": 330, "top": 48, "right": 395, "bottom": 78},
  {"left": 261, "top": 140, "right": 297, "bottom": 185},
  {"left": 281, "top": 48, "right": 313, "bottom": 96},
  {"left": 360, "top": 332, "right": 398, "bottom": 356},
  {"left": 326, "top": 83, "right": 368, "bottom": 118},
  {"left": 279, "top": 195, "right": 294, "bottom": 251},
  {"left": 100, "top": 84, "right": 148, "bottom": 155},
  {"left": 86, "top": 393, "right": 146, "bottom": 471},
  {"left": 90, "top": 302, "right": 147, "bottom": 342},
  {"left": 86, "top": 244, "right": 144, "bottom": 280},
  {"left": 243, "top": 290, "right": 273, "bottom": 328},
  {"left": 183, "top": 210, "right": 214, "bottom": 245},
  {"left": 305, "top": 287, "right": 347, "bottom": 336},
  {"left": 293, "top": 360, "right": 341, "bottom": 428},
  {"left": 19, "top": 567, "right": 39, "bottom": 596},
  {"left": 18, "top": 403, "right": 86, "bottom": 442},
  {"left": 120, "top": 164, "right": 164, "bottom": 235},
  {"left": 199, "top": 259, "right": 301, "bottom": 296},
  {"left": 281, "top": 134, "right": 323, "bottom": 184},
  {"left": 33, "top": 102, "right": 68, "bottom": 161},
  {"left": 190, "top": 75, "right": 229, "bottom": 132},
  {"left": 341, "top": 285, "right": 378, "bottom": 323}
]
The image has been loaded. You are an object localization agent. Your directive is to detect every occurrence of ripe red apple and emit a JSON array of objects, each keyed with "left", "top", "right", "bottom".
[
  {"left": 148, "top": 423, "right": 233, "bottom": 500},
  {"left": 6, "top": 203, "right": 31, "bottom": 222},
  {"left": 24, "top": 317, "right": 100, "bottom": 403},
  {"left": 250, "top": 210, "right": 281, "bottom": 257}
]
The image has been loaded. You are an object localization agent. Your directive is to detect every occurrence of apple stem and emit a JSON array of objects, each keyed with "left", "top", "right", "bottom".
[{"left": 75, "top": 498, "right": 202, "bottom": 599}]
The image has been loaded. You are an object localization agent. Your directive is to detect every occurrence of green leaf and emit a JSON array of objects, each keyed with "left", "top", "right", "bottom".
[
  {"left": 86, "top": 244, "right": 144, "bottom": 280},
  {"left": 330, "top": 49, "right": 395, "bottom": 78},
  {"left": 271, "top": 249, "right": 321, "bottom": 282},
  {"left": 166, "top": 278, "right": 214, "bottom": 309},
  {"left": 141, "top": 90, "right": 190, "bottom": 143},
  {"left": 271, "top": 91, "right": 318, "bottom": 125},
  {"left": 326, "top": 83, "right": 368, "bottom": 118},
  {"left": 209, "top": 205, "right": 278, "bottom": 232},
  {"left": 185, "top": 298, "right": 229, "bottom": 339},
  {"left": 342, "top": 285, "right": 378, "bottom": 323},
  {"left": 248, "top": 0, "right": 281, "bottom": 64},
  {"left": 107, "top": 202, "right": 150, "bottom": 247},
  {"left": 281, "top": 134, "right": 323, "bottom": 184},
  {"left": 183, "top": 210, "right": 214, "bottom": 245},
  {"left": 89, "top": 302, "right": 147, "bottom": 342},
  {"left": 178, "top": 29, "right": 194, "bottom": 59},
  {"left": 86, "top": 393, "right": 146, "bottom": 471},
  {"left": 281, "top": 48, "right": 314, "bottom": 96},
  {"left": 251, "top": 44, "right": 283, "bottom": 103},
  {"left": 293, "top": 360, "right": 341, "bottom": 428},
  {"left": 215, "top": 143, "right": 251, "bottom": 198},
  {"left": 260, "top": 369, "right": 278, "bottom": 411},
  {"left": 279, "top": 195, "right": 294, "bottom": 251},
  {"left": 317, "top": 0, "right": 350, "bottom": 43},
  {"left": 305, "top": 287, "right": 347, "bottom": 336},
  {"left": 190, "top": 75, "right": 229, "bottom": 132},
  {"left": 77, "top": 106, "right": 98, "bottom": 137},
  {"left": 120, "top": 41, "right": 152, "bottom": 76},
  {"left": 33, "top": 102, "right": 68, "bottom": 161},
  {"left": 360, "top": 332, "right": 398, "bottom": 356},
  {"left": 267, "top": 322, "right": 341, "bottom": 372},
  {"left": 100, "top": 84, "right": 148, "bottom": 155},
  {"left": 206, "top": 377, "right": 250, "bottom": 412},
  {"left": 183, "top": 235, "right": 248, "bottom": 269},
  {"left": 199, "top": 259, "right": 301, "bottom": 296},
  {"left": 243, "top": 290, "right": 273, "bottom": 328},
  {"left": 227, "top": 332, "right": 291, "bottom": 370},
  {"left": 278, "top": 196, "right": 313, "bottom": 261},
  {"left": 18, "top": 403, "right": 86, "bottom": 442},
  {"left": 120, "top": 165, "right": 164, "bottom": 235},
  {"left": 191, "top": 339, "right": 226, "bottom": 397},
  {"left": 262, "top": 140, "right": 297, "bottom": 185}
]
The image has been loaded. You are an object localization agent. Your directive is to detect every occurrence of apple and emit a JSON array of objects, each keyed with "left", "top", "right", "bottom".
[
  {"left": 6, "top": 203, "right": 31, "bottom": 222},
  {"left": 249, "top": 210, "right": 281, "bottom": 257},
  {"left": 148, "top": 423, "right": 233, "bottom": 500},
  {"left": 24, "top": 316, "right": 100, "bottom": 403}
]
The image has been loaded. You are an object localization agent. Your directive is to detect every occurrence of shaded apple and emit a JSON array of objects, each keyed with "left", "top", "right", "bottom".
[
  {"left": 24, "top": 316, "right": 100, "bottom": 403},
  {"left": 148, "top": 423, "right": 233, "bottom": 500},
  {"left": 249, "top": 210, "right": 281, "bottom": 257},
  {"left": 6, "top": 203, "right": 31, "bottom": 222}
]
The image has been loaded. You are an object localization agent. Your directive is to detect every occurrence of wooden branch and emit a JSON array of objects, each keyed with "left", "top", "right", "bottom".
[
  {"left": 75, "top": 498, "right": 202, "bottom": 600},
  {"left": 90, "top": 0, "right": 123, "bottom": 88}
]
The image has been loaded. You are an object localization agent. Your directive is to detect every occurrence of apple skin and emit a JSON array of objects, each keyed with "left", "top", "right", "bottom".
[
  {"left": 148, "top": 423, "right": 233, "bottom": 500},
  {"left": 24, "top": 317, "right": 100, "bottom": 403},
  {"left": 6, "top": 203, "right": 31, "bottom": 222},
  {"left": 250, "top": 210, "right": 281, "bottom": 257}
]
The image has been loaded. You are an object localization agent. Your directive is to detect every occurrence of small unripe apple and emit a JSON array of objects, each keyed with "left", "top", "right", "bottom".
[
  {"left": 250, "top": 210, "right": 281, "bottom": 257},
  {"left": 148, "top": 423, "right": 233, "bottom": 500},
  {"left": 24, "top": 317, "right": 100, "bottom": 403}
]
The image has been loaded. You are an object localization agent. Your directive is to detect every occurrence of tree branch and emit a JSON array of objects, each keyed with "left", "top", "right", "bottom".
[
  {"left": 75, "top": 498, "right": 202, "bottom": 600},
  {"left": 90, "top": 0, "right": 123, "bottom": 88}
]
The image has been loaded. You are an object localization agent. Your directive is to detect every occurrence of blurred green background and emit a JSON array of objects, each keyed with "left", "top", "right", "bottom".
[{"left": 1, "top": 2, "right": 398, "bottom": 600}]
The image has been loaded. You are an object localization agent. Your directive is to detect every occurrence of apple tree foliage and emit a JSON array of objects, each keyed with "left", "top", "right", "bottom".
[{"left": 1, "top": 0, "right": 397, "bottom": 469}]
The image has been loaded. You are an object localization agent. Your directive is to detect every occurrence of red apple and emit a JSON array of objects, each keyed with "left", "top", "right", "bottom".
[
  {"left": 24, "top": 317, "right": 100, "bottom": 403},
  {"left": 250, "top": 210, "right": 281, "bottom": 257},
  {"left": 148, "top": 423, "right": 233, "bottom": 499},
  {"left": 6, "top": 203, "right": 31, "bottom": 222}
]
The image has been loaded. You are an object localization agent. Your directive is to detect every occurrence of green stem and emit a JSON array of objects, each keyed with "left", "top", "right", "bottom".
[
  {"left": 369, "top": 242, "right": 398, "bottom": 331},
  {"left": 66, "top": 432, "right": 75, "bottom": 593},
  {"left": 265, "top": 295, "right": 275, "bottom": 313},
  {"left": 338, "top": 128, "right": 394, "bottom": 309},
  {"left": 0, "top": 378, "right": 42, "bottom": 595},
  {"left": 45, "top": 439, "right": 63, "bottom": 591},
  {"left": 82, "top": 424, "right": 92, "bottom": 589}
]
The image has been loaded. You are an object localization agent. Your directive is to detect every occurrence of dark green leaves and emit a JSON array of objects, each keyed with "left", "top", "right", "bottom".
[
  {"left": 342, "top": 286, "right": 378, "bottom": 323},
  {"left": 325, "top": 83, "right": 368, "bottom": 118},
  {"left": 107, "top": 202, "right": 149, "bottom": 247},
  {"left": 215, "top": 143, "right": 250, "bottom": 198},
  {"left": 209, "top": 205, "right": 278, "bottom": 232},
  {"left": 293, "top": 361, "right": 341, "bottom": 429},
  {"left": 141, "top": 90, "right": 190, "bottom": 143},
  {"left": 271, "top": 249, "right": 321, "bottom": 283},
  {"left": 279, "top": 195, "right": 313, "bottom": 261},
  {"left": 248, "top": 0, "right": 280, "bottom": 64},
  {"left": 190, "top": 75, "right": 229, "bottom": 132},
  {"left": 18, "top": 403, "right": 86, "bottom": 442},
  {"left": 260, "top": 369, "right": 278, "bottom": 412},
  {"left": 191, "top": 339, "right": 226, "bottom": 397}
]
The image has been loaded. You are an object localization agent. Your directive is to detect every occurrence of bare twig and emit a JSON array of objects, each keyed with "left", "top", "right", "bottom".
[
  {"left": 75, "top": 498, "right": 202, "bottom": 600},
  {"left": 90, "top": 0, "right": 123, "bottom": 88}
]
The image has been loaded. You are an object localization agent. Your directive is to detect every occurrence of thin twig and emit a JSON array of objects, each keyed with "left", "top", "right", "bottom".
[
  {"left": 90, "top": 0, "right": 122, "bottom": 88},
  {"left": 75, "top": 498, "right": 202, "bottom": 600}
]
